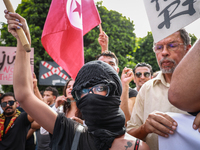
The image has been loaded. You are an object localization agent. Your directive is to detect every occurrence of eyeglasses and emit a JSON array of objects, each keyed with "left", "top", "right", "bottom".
[
  {"left": 1, "top": 101, "right": 15, "bottom": 108},
  {"left": 75, "top": 84, "right": 110, "bottom": 100},
  {"left": 135, "top": 72, "right": 151, "bottom": 78},
  {"left": 153, "top": 43, "right": 184, "bottom": 53}
]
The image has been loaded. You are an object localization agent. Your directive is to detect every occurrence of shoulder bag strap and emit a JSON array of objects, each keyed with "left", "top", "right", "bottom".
[{"left": 71, "top": 124, "right": 84, "bottom": 150}]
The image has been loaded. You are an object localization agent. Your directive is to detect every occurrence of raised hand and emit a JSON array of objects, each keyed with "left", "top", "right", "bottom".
[
  {"left": 4, "top": 10, "right": 30, "bottom": 44},
  {"left": 98, "top": 31, "right": 108, "bottom": 53},
  {"left": 55, "top": 95, "right": 67, "bottom": 108}
]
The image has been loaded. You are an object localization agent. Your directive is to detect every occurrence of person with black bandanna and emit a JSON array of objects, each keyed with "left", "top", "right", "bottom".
[
  {"left": 50, "top": 61, "right": 149, "bottom": 150},
  {"left": 5, "top": 10, "right": 150, "bottom": 150}
]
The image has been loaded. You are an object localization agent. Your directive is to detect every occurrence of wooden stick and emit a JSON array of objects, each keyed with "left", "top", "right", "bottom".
[
  {"left": 99, "top": 23, "right": 103, "bottom": 34},
  {"left": 3, "top": 0, "right": 31, "bottom": 52}
]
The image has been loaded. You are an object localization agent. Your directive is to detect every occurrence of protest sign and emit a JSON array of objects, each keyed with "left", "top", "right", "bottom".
[
  {"left": 159, "top": 112, "right": 200, "bottom": 150},
  {"left": 0, "top": 47, "right": 34, "bottom": 85},
  {"left": 143, "top": 0, "right": 200, "bottom": 43},
  {"left": 39, "top": 61, "right": 70, "bottom": 86}
]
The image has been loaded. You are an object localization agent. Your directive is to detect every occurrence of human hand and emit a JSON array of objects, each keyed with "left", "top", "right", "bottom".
[
  {"left": 144, "top": 111, "right": 178, "bottom": 137},
  {"left": 98, "top": 31, "right": 108, "bottom": 52},
  {"left": 4, "top": 10, "right": 30, "bottom": 42},
  {"left": 192, "top": 112, "right": 200, "bottom": 132},
  {"left": 71, "top": 116, "right": 84, "bottom": 125},
  {"left": 55, "top": 95, "right": 67, "bottom": 108},
  {"left": 121, "top": 67, "right": 134, "bottom": 86}
]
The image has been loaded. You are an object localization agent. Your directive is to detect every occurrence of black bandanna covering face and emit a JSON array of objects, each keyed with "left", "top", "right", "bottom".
[{"left": 72, "top": 60, "right": 126, "bottom": 150}]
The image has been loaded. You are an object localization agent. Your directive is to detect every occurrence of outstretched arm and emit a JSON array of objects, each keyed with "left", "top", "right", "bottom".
[
  {"left": 169, "top": 39, "right": 200, "bottom": 112},
  {"left": 98, "top": 31, "right": 108, "bottom": 53},
  {"left": 33, "top": 72, "right": 43, "bottom": 101},
  {"left": 5, "top": 10, "right": 57, "bottom": 134},
  {"left": 120, "top": 67, "right": 134, "bottom": 125}
]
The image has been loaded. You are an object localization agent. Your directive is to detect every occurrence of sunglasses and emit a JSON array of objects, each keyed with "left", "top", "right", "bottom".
[
  {"left": 75, "top": 84, "right": 110, "bottom": 100},
  {"left": 135, "top": 72, "right": 150, "bottom": 78},
  {"left": 1, "top": 101, "right": 15, "bottom": 108}
]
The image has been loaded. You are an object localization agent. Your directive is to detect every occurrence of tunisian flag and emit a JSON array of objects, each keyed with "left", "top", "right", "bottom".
[{"left": 41, "top": 0, "right": 101, "bottom": 80}]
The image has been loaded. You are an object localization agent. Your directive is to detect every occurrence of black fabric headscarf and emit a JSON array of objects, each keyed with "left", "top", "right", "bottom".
[{"left": 72, "top": 60, "right": 126, "bottom": 150}]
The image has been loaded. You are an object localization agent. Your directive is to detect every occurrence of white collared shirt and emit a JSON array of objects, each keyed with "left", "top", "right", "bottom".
[{"left": 127, "top": 71, "right": 187, "bottom": 150}]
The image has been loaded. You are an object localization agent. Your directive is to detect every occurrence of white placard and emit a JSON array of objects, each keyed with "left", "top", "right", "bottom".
[
  {"left": 159, "top": 112, "right": 200, "bottom": 150},
  {"left": 143, "top": 0, "right": 200, "bottom": 43}
]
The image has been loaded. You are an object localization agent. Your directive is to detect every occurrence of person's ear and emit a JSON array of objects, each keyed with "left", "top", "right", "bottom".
[
  {"left": 186, "top": 44, "right": 191, "bottom": 53},
  {"left": 16, "top": 101, "right": 19, "bottom": 107},
  {"left": 53, "top": 96, "right": 56, "bottom": 101},
  {"left": 117, "top": 67, "right": 119, "bottom": 74}
]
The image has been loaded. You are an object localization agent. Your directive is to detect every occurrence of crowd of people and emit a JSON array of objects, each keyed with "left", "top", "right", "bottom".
[{"left": 0, "top": 9, "right": 200, "bottom": 150}]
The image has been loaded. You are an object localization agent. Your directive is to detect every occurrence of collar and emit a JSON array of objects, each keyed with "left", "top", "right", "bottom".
[{"left": 153, "top": 71, "right": 170, "bottom": 88}]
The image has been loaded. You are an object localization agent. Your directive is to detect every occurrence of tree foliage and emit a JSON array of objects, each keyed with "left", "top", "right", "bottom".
[
  {"left": 132, "top": 32, "right": 159, "bottom": 72},
  {"left": 0, "top": 0, "right": 136, "bottom": 93}
]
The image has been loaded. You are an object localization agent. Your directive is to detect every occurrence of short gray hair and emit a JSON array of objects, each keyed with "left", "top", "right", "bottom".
[{"left": 179, "top": 28, "right": 191, "bottom": 46}]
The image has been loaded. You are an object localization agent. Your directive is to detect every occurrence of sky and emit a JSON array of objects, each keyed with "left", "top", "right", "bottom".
[{"left": 0, "top": 0, "right": 200, "bottom": 38}]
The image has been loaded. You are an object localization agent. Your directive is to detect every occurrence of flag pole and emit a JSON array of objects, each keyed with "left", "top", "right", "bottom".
[
  {"left": 3, "top": 0, "right": 31, "bottom": 52},
  {"left": 99, "top": 23, "right": 103, "bottom": 34}
]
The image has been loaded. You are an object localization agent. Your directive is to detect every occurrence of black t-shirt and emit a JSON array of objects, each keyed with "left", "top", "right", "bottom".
[
  {"left": 129, "top": 87, "right": 138, "bottom": 98},
  {"left": 0, "top": 112, "right": 31, "bottom": 150},
  {"left": 50, "top": 113, "right": 97, "bottom": 150}
]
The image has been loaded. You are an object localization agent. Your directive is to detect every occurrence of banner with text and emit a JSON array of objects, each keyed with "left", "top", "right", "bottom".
[
  {"left": 143, "top": 0, "right": 200, "bottom": 43},
  {"left": 0, "top": 47, "right": 34, "bottom": 85},
  {"left": 39, "top": 61, "right": 70, "bottom": 86}
]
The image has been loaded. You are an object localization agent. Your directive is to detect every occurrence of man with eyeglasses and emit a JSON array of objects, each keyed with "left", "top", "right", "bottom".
[
  {"left": 127, "top": 29, "right": 191, "bottom": 150},
  {"left": 0, "top": 92, "right": 34, "bottom": 150},
  {"left": 133, "top": 63, "right": 153, "bottom": 92}
]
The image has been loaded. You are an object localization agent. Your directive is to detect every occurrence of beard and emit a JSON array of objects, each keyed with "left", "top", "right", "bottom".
[
  {"left": 159, "top": 57, "right": 177, "bottom": 74},
  {"left": 4, "top": 111, "right": 15, "bottom": 116},
  {"left": 4, "top": 107, "right": 15, "bottom": 116}
]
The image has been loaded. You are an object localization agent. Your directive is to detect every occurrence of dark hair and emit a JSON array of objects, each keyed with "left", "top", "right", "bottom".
[
  {"left": 63, "top": 78, "right": 82, "bottom": 119},
  {"left": 96, "top": 51, "right": 119, "bottom": 66},
  {"left": 0, "top": 92, "right": 16, "bottom": 103},
  {"left": 45, "top": 86, "right": 59, "bottom": 98},
  {"left": 133, "top": 62, "right": 153, "bottom": 76}
]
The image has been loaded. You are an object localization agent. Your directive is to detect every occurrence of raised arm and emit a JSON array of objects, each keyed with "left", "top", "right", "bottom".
[
  {"left": 33, "top": 72, "right": 43, "bottom": 101},
  {"left": 98, "top": 31, "right": 109, "bottom": 53},
  {"left": 120, "top": 67, "right": 134, "bottom": 125},
  {"left": 5, "top": 10, "right": 57, "bottom": 134},
  {"left": 169, "top": 39, "right": 200, "bottom": 112}
]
